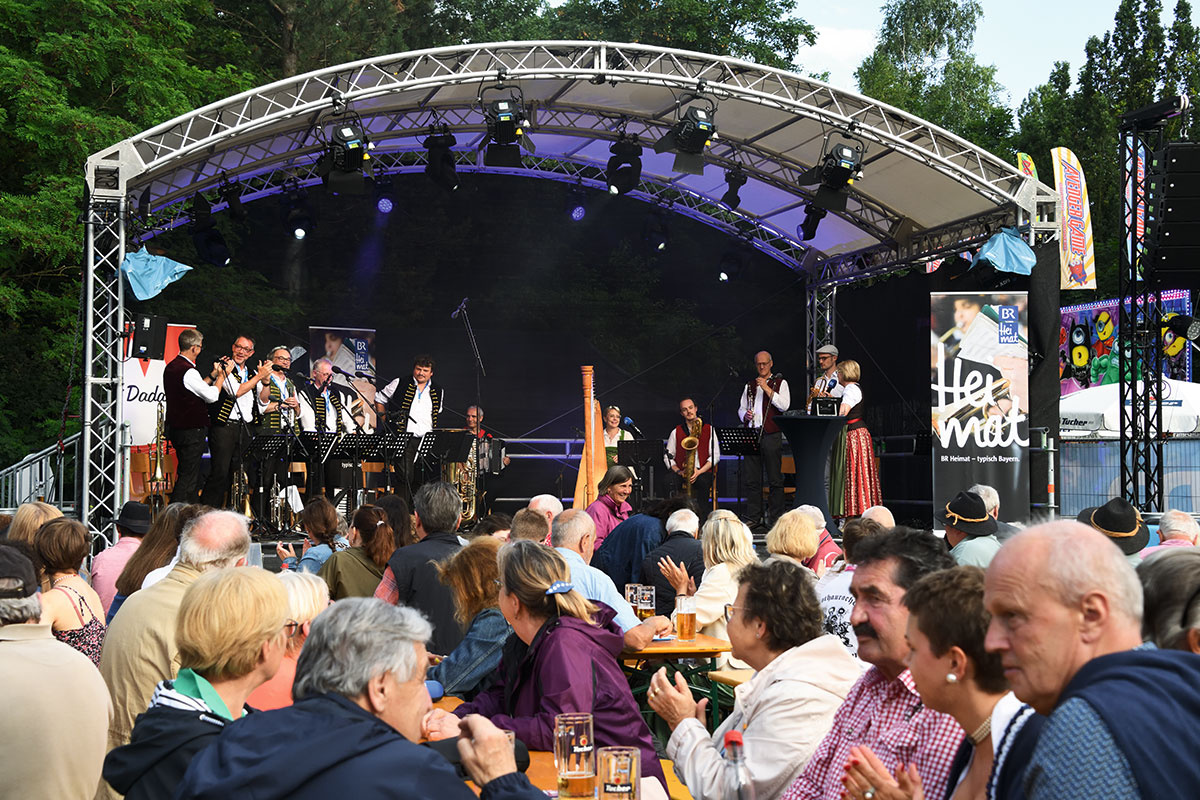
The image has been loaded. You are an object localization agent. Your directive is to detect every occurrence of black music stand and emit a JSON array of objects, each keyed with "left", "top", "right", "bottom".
[
  {"left": 332, "top": 433, "right": 379, "bottom": 511},
  {"left": 774, "top": 414, "right": 846, "bottom": 528},
  {"left": 716, "top": 427, "right": 760, "bottom": 519},
  {"left": 373, "top": 431, "right": 414, "bottom": 495},
  {"left": 419, "top": 429, "right": 475, "bottom": 467},
  {"left": 617, "top": 439, "right": 665, "bottom": 506},
  {"left": 243, "top": 433, "right": 290, "bottom": 536},
  {"left": 299, "top": 432, "right": 341, "bottom": 502}
]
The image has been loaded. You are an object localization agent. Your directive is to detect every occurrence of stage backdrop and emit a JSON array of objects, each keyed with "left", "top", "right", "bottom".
[
  {"left": 1059, "top": 291, "right": 1192, "bottom": 397},
  {"left": 930, "top": 292, "right": 1029, "bottom": 527}
]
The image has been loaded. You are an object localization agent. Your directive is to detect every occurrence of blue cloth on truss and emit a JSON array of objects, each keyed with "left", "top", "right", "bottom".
[
  {"left": 971, "top": 226, "right": 1036, "bottom": 275},
  {"left": 121, "top": 247, "right": 192, "bottom": 300}
]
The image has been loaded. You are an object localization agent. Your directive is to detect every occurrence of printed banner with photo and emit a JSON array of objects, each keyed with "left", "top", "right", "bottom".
[
  {"left": 122, "top": 322, "right": 193, "bottom": 498},
  {"left": 930, "top": 292, "right": 1030, "bottom": 526},
  {"left": 1059, "top": 291, "right": 1193, "bottom": 398},
  {"left": 309, "top": 326, "right": 378, "bottom": 431}
]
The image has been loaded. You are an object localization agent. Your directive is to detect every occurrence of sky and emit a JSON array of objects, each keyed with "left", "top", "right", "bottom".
[{"left": 801, "top": 0, "right": 1198, "bottom": 108}]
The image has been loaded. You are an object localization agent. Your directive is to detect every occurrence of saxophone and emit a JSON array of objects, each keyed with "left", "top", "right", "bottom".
[{"left": 681, "top": 417, "right": 702, "bottom": 498}]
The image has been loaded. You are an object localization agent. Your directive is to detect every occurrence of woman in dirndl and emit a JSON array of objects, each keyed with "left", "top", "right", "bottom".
[{"left": 833, "top": 360, "right": 881, "bottom": 516}]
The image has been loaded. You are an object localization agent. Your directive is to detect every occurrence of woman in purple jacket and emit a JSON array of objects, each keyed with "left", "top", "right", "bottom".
[{"left": 423, "top": 540, "right": 667, "bottom": 792}]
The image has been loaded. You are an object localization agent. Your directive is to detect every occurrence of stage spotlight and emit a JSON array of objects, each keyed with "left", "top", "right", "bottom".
[
  {"left": 797, "top": 134, "right": 865, "bottom": 240},
  {"left": 606, "top": 135, "right": 642, "bottom": 195},
  {"left": 717, "top": 249, "right": 747, "bottom": 282},
  {"left": 644, "top": 211, "right": 670, "bottom": 251},
  {"left": 374, "top": 175, "right": 395, "bottom": 214},
  {"left": 721, "top": 167, "right": 747, "bottom": 210},
  {"left": 192, "top": 226, "right": 231, "bottom": 267},
  {"left": 798, "top": 205, "right": 827, "bottom": 241},
  {"left": 567, "top": 188, "right": 588, "bottom": 221},
  {"left": 483, "top": 96, "right": 535, "bottom": 167},
  {"left": 654, "top": 103, "right": 718, "bottom": 175},
  {"left": 1166, "top": 314, "right": 1200, "bottom": 342},
  {"left": 424, "top": 127, "right": 459, "bottom": 192},
  {"left": 282, "top": 182, "right": 312, "bottom": 240},
  {"left": 288, "top": 208, "right": 312, "bottom": 240},
  {"left": 318, "top": 120, "right": 375, "bottom": 195},
  {"left": 218, "top": 179, "right": 245, "bottom": 221}
]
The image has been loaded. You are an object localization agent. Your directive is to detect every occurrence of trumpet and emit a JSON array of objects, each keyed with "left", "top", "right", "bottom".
[
  {"left": 231, "top": 462, "right": 253, "bottom": 518},
  {"left": 147, "top": 401, "right": 170, "bottom": 521}
]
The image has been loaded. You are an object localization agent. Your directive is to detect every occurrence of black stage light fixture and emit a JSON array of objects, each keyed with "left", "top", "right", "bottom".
[
  {"left": 717, "top": 249, "right": 746, "bottom": 283},
  {"left": 654, "top": 102, "right": 718, "bottom": 176},
  {"left": 606, "top": 135, "right": 642, "bottom": 195},
  {"left": 644, "top": 210, "right": 670, "bottom": 251},
  {"left": 424, "top": 126, "right": 459, "bottom": 192},
  {"left": 1166, "top": 314, "right": 1200, "bottom": 342},
  {"left": 483, "top": 96, "right": 536, "bottom": 168},
  {"left": 319, "top": 120, "right": 375, "bottom": 195},
  {"left": 796, "top": 133, "right": 865, "bottom": 240},
  {"left": 374, "top": 174, "right": 395, "bottom": 214},
  {"left": 189, "top": 193, "right": 230, "bottom": 267},
  {"left": 798, "top": 205, "right": 827, "bottom": 241},
  {"left": 218, "top": 178, "right": 245, "bottom": 222},
  {"left": 721, "top": 167, "right": 748, "bottom": 209},
  {"left": 282, "top": 181, "right": 312, "bottom": 240},
  {"left": 567, "top": 187, "right": 589, "bottom": 222}
]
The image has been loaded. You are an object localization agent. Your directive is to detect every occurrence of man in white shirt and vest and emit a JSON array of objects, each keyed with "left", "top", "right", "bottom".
[
  {"left": 738, "top": 350, "right": 790, "bottom": 529},
  {"left": 163, "top": 328, "right": 230, "bottom": 503}
]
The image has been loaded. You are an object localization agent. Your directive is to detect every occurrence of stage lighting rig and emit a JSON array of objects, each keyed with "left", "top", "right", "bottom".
[
  {"left": 607, "top": 134, "right": 642, "bottom": 195},
  {"left": 424, "top": 125, "right": 459, "bottom": 192},
  {"left": 720, "top": 166, "right": 747, "bottom": 210},
  {"left": 316, "top": 98, "right": 376, "bottom": 195},
  {"left": 480, "top": 82, "right": 536, "bottom": 168},
  {"left": 654, "top": 94, "right": 718, "bottom": 176},
  {"left": 796, "top": 132, "right": 866, "bottom": 240}
]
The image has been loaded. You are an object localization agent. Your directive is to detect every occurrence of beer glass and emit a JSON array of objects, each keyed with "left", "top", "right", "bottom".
[
  {"left": 554, "top": 712, "right": 596, "bottom": 798},
  {"left": 637, "top": 585, "right": 656, "bottom": 620},
  {"left": 598, "top": 746, "right": 640, "bottom": 799},
  {"left": 624, "top": 583, "right": 640, "bottom": 605},
  {"left": 675, "top": 595, "right": 697, "bottom": 642}
]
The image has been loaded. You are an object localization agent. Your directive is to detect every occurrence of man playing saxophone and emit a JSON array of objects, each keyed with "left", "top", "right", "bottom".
[{"left": 664, "top": 397, "right": 720, "bottom": 501}]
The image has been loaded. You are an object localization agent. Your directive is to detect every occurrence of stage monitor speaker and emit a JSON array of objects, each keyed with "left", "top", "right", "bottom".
[{"left": 131, "top": 313, "right": 167, "bottom": 360}]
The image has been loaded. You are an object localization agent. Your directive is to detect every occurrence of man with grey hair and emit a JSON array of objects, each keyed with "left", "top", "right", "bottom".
[
  {"left": 0, "top": 545, "right": 111, "bottom": 800},
  {"left": 299, "top": 356, "right": 355, "bottom": 499},
  {"left": 860, "top": 505, "right": 895, "bottom": 529},
  {"left": 375, "top": 481, "right": 464, "bottom": 655},
  {"left": 527, "top": 493, "right": 564, "bottom": 545},
  {"left": 967, "top": 482, "right": 1020, "bottom": 541},
  {"left": 1140, "top": 509, "right": 1199, "bottom": 559},
  {"left": 641, "top": 508, "right": 705, "bottom": 615},
  {"left": 552, "top": 509, "right": 672, "bottom": 650},
  {"left": 100, "top": 510, "right": 251, "bottom": 766},
  {"left": 984, "top": 521, "right": 1200, "bottom": 798},
  {"left": 176, "top": 598, "right": 545, "bottom": 799}
]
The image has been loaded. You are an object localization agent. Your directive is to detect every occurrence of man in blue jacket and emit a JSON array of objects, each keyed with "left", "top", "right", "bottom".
[{"left": 177, "top": 598, "right": 543, "bottom": 800}]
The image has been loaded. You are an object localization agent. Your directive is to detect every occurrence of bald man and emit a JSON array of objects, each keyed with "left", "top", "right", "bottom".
[
  {"left": 984, "top": 521, "right": 1200, "bottom": 798},
  {"left": 738, "top": 350, "right": 790, "bottom": 528}
]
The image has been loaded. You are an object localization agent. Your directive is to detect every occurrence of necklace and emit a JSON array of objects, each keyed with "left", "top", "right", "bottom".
[
  {"left": 969, "top": 715, "right": 992, "bottom": 745},
  {"left": 50, "top": 573, "right": 75, "bottom": 587}
]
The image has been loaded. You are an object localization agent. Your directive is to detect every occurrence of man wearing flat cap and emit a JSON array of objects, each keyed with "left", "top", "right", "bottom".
[
  {"left": 809, "top": 344, "right": 843, "bottom": 408},
  {"left": 1076, "top": 497, "right": 1150, "bottom": 567},
  {"left": 937, "top": 490, "right": 1001, "bottom": 568}
]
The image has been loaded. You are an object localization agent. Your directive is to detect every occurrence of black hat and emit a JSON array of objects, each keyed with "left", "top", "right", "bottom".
[
  {"left": 115, "top": 501, "right": 152, "bottom": 535},
  {"left": 0, "top": 546, "right": 38, "bottom": 599},
  {"left": 1076, "top": 498, "right": 1150, "bottom": 556},
  {"left": 936, "top": 491, "right": 998, "bottom": 537}
]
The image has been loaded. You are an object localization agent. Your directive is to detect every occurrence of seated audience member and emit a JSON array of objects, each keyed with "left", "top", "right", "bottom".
[
  {"left": 660, "top": 509, "right": 757, "bottom": 668},
  {"left": 36, "top": 517, "right": 106, "bottom": 665},
  {"left": 424, "top": 541, "right": 669, "bottom": 793},
  {"left": 815, "top": 516, "right": 881, "bottom": 658},
  {"left": 779, "top": 527, "right": 960, "bottom": 800},
  {"left": 91, "top": 501, "right": 152, "bottom": 614},
  {"left": 176, "top": 598, "right": 544, "bottom": 799},
  {"left": 509, "top": 507, "right": 551, "bottom": 542},
  {"left": 765, "top": 509, "right": 820, "bottom": 574},
  {"left": 109, "top": 503, "right": 203, "bottom": 622},
  {"left": 585, "top": 465, "right": 635, "bottom": 551},
  {"left": 103, "top": 567, "right": 290, "bottom": 800},
  {"left": 527, "top": 493, "right": 564, "bottom": 545},
  {"left": 428, "top": 536, "right": 513, "bottom": 699},
  {"left": 373, "top": 493, "right": 416, "bottom": 549},
  {"left": 794, "top": 505, "right": 843, "bottom": 576},
  {"left": 968, "top": 483, "right": 1020, "bottom": 542},
  {"left": 100, "top": 510, "right": 251, "bottom": 761},
  {"left": 469, "top": 512, "right": 512, "bottom": 542},
  {"left": 5, "top": 500, "right": 62, "bottom": 551},
  {"left": 938, "top": 490, "right": 1001, "bottom": 568},
  {"left": 1139, "top": 547, "right": 1200, "bottom": 652},
  {"left": 374, "top": 482, "right": 464, "bottom": 655},
  {"left": 0, "top": 545, "right": 111, "bottom": 800},
  {"left": 318, "top": 505, "right": 394, "bottom": 601},
  {"left": 276, "top": 497, "right": 348, "bottom": 573},
  {"left": 861, "top": 505, "right": 896, "bottom": 529},
  {"left": 248, "top": 571, "right": 331, "bottom": 710},
  {"left": 649, "top": 560, "right": 862, "bottom": 799},
  {"left": 593, "top": 497, "right": 694, "bottom": 587},
  {"left": 1075, "top": 496, "right": 1149, "bottom": 567},
  {"left": 985, "top": 522, "right": 1200, "bottom": 798},
  {"left": 551, "top": 509, "right": 672, "bottom": 650},
  {"left": 641, "top": 508, "right": 704, "bottom": 616},
  {"left": 844, "top": 567, "right": 1044, "bottom": 800},
  {"left": 1140, "top": 509, "right": 1199, "bottom": 559}
]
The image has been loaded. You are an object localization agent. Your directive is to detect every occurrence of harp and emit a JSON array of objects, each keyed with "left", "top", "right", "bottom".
[{"left": 573, "top": 366, "right": 608, "bottom": 509}]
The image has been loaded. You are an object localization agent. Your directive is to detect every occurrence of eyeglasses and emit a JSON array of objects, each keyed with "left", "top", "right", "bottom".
[
  {"left": 233, "top": 344, "right": 254, "bottom": 353},
  {"left": 723, "top": 603, "right": 746, "bottom": 623},
  {"left": 283, "top": 619, "right": 301, "bottom": 638}
]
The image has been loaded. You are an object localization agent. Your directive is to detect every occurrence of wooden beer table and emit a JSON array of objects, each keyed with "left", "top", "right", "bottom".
[{"left": 622, "top": 633, "right": 732, "bottom": 729}]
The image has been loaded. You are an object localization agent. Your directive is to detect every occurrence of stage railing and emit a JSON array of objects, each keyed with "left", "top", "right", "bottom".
[{"left": 0, "top": 433, "right": 80, "bottom": 515}]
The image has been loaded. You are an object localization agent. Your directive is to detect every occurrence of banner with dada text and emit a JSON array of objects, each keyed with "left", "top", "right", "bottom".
[
  {"left": 1051, "top": 147, "right": 1097, "bottom": 290},
  {"left": 122, "top": 323, "right": 194, "bottom": 447},
  {"left": 930, "top": 292, "right": 1030, "bottom": 527}
]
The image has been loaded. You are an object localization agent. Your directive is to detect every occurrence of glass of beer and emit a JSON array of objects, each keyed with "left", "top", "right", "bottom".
[
  {"left": 598, "top": 746, "right": 640, "bottom": 799},
  {"left": 675, "top": 595, "right": 697, "bottom": 642},
  {"left": 636, "top": 585, "right": 656, "bottom": 620},
  {"left": 624, "top": 583, "right": 641, "bottom": 605},
  {"left": 554, "top": 712, "right": 596, "bottom": 798}
]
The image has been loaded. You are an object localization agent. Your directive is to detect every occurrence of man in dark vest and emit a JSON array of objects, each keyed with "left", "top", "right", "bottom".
[
  {"left": 664, "top": 397, "right": 719, "bottom": 502},
  {"left": 374, "top": 355, "right": 445, "bottom": 500},
  {"left": 737, "top": 350, "right": 790, "bottom": 528},
  {"left": 162, "top": 328, "right": 228, "bottom": 503},
  {"left": 200, "top": 335, "right": 273, "bottom": 509},
  {"left": 985, "top": 521, "right": 1200, "bottom": 799},
  {"left": 298, "top": 357, "right": 354, "bottom": 500}
]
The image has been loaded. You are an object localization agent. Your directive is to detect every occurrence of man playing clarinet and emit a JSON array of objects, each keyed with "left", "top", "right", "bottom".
[{"left": 738, "top": 350, "right": 790, "bottom": 528}]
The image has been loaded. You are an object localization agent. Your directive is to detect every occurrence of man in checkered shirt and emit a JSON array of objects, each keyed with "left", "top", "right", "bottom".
[{"left": 781, "top": 527, "right": 963, "bottom": 800}]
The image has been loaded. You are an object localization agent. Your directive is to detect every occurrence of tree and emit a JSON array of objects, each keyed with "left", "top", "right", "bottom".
[
  {"left": 545, "top": 0, "right": 816, "bottom": 72},
  {"left": 1164, "top": 0, "right": 1200, "bottom": 139}
]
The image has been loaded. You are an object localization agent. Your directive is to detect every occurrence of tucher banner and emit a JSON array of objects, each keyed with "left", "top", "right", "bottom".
[{"left": 930, "top": 292, "right": 1030, "bottom": 529}]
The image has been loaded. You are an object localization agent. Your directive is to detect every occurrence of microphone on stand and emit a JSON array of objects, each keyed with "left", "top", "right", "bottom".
[
  {"left": 622, "top": 416, "right": 645, "bottom": 439},
  {"left": 450, "top": 297, "right": 469, "bottom": 320},
  {"left": 354, "top": 371, "right": 377, "bottom": 384}
]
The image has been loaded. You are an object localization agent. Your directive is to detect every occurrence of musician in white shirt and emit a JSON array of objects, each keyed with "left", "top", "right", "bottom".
[{"left": 737, "top": 350, "right": 791, "bottom": 528}]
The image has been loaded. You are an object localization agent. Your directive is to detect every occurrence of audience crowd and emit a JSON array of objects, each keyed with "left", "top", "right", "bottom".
[{"left": 5, "top": 481, "right": 1200, "bottom": 800}]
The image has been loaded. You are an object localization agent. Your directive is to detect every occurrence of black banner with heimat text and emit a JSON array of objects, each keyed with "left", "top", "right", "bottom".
[{"left": 930, "top": 292, "right": 1029, "bottom": 527}]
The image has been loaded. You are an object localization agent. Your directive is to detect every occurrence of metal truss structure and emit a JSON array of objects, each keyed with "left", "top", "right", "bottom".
[{"left": 81, "top": 41, "right": 1060, "bottom": 535}]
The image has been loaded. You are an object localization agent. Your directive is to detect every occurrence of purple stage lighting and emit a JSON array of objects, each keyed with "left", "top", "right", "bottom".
[
  {"left": 377, "top": 196, "right": 394, "bottom": 214},
  {"left": 570, "top": 204, "right": 586, "bottom": 221}
]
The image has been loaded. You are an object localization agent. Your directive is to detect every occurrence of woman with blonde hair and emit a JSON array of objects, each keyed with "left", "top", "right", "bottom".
[
  {"left": 317, "top": 505, "right": 394, "bottom": 600},
  {"left": 831, "top": 359, "right": 882, "bottom": 517},
  {"left": 247, "top": 571, "right": 330, "bottom": 710},
  {"left": 103, "top": 567, "right": 290, "bottom": 799},
  {"left": 660, "top": 509, "right": 757, "bottom": 668},
  {"left": 766, "top": 509, "right": 819, "bottom": 569},
  {"left": 7, "top": 501, "right": 62, "bottom": 578},
  {"left": 428, "top": 536, "right": 513, "bottom": 699},
  {"left": 36, "top": 518, "right": 106, "bottom": 665},
  {"left": 423, "top": 540, "right": 668, "bottom": 794}
]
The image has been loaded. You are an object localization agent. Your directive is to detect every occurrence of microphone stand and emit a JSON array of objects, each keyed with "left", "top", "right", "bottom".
[{"left": 456, "top": 301, "right": 486, "bottom": 413}]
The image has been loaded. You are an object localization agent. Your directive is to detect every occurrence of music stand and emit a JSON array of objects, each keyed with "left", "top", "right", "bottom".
[
  {"left": 617, "top": 439, "right": 665, "bottom": 505},
  {"left": 331, "top": 433, "right": 378, "bottom": 510},
  {"left": 371, "top": 432, "right": 414, "bottom": 495},
  {"left": 716, "top": 428, "right": 760, "bottom": 520}
]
